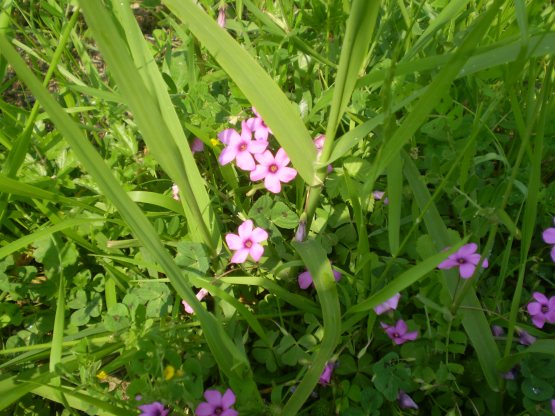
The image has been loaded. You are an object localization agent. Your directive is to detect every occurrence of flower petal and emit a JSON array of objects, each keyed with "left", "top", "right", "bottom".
[
  {"left": 250, "top": 227, "right": 268, "bottom": 243},
  {"left": 221, "top": 410, "right": 239, "bottom": 416},
  {"left": 254, "top": 150, "right": 274, "bottom": 166},
  {"left": 221, "top": 389, "right": 236, "bottom": 408},
  {"left": 275, "top": 148, "right": 290, "bottom": 166},
  {"left": 277, "top": 166, "right": 298, "bottom": 183},
  {"left": 250, "top": 165, "right": 267, "bottom": 182},
  {"left": 218, "top": 128, "right": 239, "bottom": 145},
  {"left": 298, "top": 271, "right": 313, "bottom": 289},
  {"left": 231, "top": 248, "right": 250, "bottom": 264},
  {"left": 218, "top": 146, "right": 238, "bottom": 166},
  {"left": 403, "top": 330, "right": 418, "bottom": 341},
  {"left": 247, "top": 139, "right": 268, "bottom": 154},
  {"left": 527, "top": 302, "right": 541, "bottom": 315},
  {"left": 204, "top": 390, "right": 222, "bottom": 406},
  {"left": 459, "top": 243, "right": 478, "bottom": 256},
  {"left": 249, "top": 243, "right": 264, "bottom": 262},
  {"left": 395, "top": 320, "right": 408, "bottom": 334},
  {"left": 551, "top": 245, "right": 555, "bottom": 262},
  {"left": 438, "top": 258, "right": 458, "bottom": 269},
  {"left": 235, "top": 151, "right": 256, "bottom": 171},
  {"left": 225, "top": 233, "right": 243, "bottom": 250},
  {"left": 542, "top": 227, "right": 555, "bottom": 244},
  {"left": 532, "top": 292, "right": 548, "bottom": 304},
  {"left": 264, "top": 175, "right": 282, "bottom": 193},
  {"left": 531, "top": 315, "right": 546, "bottom": 329},
  {"left": 195, "top": 403, "right": 215, "bottom": 416},
  {"left": 237, "top": 220, "right": 254, "bottom": 238},
  {"left": 459, "top": 263, "right": 476, "bottom": 279}
]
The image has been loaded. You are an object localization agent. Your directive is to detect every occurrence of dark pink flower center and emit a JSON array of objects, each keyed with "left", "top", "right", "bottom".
[
  {"left": 244, "top": 239, "right": 253, "bottom": 248},
  {"left": 541, "top": 305, "right": 548, "bottom": 313},
  {"left": 239, "top": 143, "right": 247, "bottom": 152},
  {"left": 269, "top": 164, "right": 278, "bottom": 173},
  {"left": 214, "top": 406, "right": 223, "bottom": 415},
  {"left": 457, "top": 258, "right": 467, "bottom": 264}
]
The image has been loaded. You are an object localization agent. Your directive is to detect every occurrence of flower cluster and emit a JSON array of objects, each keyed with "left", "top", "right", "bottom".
[
  {"left": 218, "top": 109, "right": 297, "bottom": 194},
  {"left": 374, "top": 293, "right": 419, "bottom": 345},
  {"left": 437, "top": 243, "right": 488, "bottom": 279}
]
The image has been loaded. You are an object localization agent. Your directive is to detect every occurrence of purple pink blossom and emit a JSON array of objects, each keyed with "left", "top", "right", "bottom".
[
  {"left": 217, "top": 7, "right": 226, "bottom": 28},
  {"left": 195, "top": 388, "right": 237, "bottom": 416},
  {"left": 313, "top": 134, "right": 332, "bottom": 173},
  {"left": 298, "top": 268, "right": 341, "bottom": 289},
  {"left": 381, "top": 320, "right": 418, "bottom": 345},
  {"left": 543, "top": 218, "right": 555, "bottom": 262},
  {"left": 517, "top": 329, "right": 536, "bottom": 346},
  {"left": 373, "top": 190, "right": 389, "bottom": 205},
  {"left": 526, "top": 292, "right": 555, "bottom": 329},
  {"left": 246, "top": 107, "right": 272, "bottom": 141},
  {"left": 551, "top": 398, "right": 555, "bottom": 414},
  {"left": 182, "top": 288, "right": 209, "bottom": 314},
  {"left": 374, "top": 293, "right": 401, "bottom": 315},
  {"left": 225, "top": 220, "right": 268, "bottom": 263},
  {"left": 138, "top": 402, "right": 170, "bottom": 416},
  {"left": 190, "top": 138, "right": 205, "bottom": 153},
  {"left": 319, "top": 362, "right": 335, "bottom": 385},
  {"left": 171, "top": 184, "right": 179, "bottom": 201},
  {"left": 437, "top": 243, "right": 489, "bottom": 279},
  {"left": 250, "top": 148, "right": 297, "bottom": 193},
  {"left": 398, "top": 390, "right": 418, "bottom": 410},
  {"left": 218, "top": 122, "right": 267, "bottom": 171}
]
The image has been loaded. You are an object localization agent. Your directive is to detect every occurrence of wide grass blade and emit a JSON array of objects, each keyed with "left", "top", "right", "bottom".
[
  {"left": 403, "top": 154, "right": 501, "bottom": 392},
  {"left": 162, "top": 0, "right": 317, "bottom": 185},
  {"left": 284, "top": 240, "right": 340, "bottom": 414},
  {"left": 0, "top": 35, "right": 262, "bottom": 403},
  {"left": 79, "top": 0, "right": 219, "bottom": 252}
]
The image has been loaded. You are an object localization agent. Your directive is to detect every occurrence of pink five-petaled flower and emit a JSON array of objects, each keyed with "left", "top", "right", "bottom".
[
  {"left": 298, "top": 268, "right": 341, "bottom": 289},
  {"left": 437, "top": 243, "right": 489, "bottom": 279},
  {"left": 138, "top": 401, "right": 170, "bottom": 416},
  {"left": 218, "top": 122, "right": 267, "bottom": 171},
  {"left": 195, "top": 389, "right": 237, "bottom": 416},
  {"left": 374, "top": 293, "right": 401, "bottom": 315},
  {"left": 182, "top": 288, "right": 209, "bottom": 314},
  {"left": 246, "top": 107, "right": 272, "bottom": 141},
  {"left": 526, "top": 292, "right": 555, "bottom": 329},
  {"left": 250, "top": 148, "right": 297, "bottom": 193},
  {"left": 319, "top": 362, "right": 335, "bottom": 385},
  {"left": 398, "top": 391, "right": 419, "bottom": 410},
  {"left": 225, "top": 220, "right": 268, "bottom": 263},
  {"left": 543, "top": 218, "right": 555, "bottom": 262},
  {"left": 381, "top": 320, "right": 418, "bottom": 345}
]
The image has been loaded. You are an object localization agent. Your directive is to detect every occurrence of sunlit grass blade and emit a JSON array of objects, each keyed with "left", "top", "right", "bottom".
[
  {"left": 162, "top": 0, "right": 317, "bottom": 185},
  {"left": 403, "top": 153, "right": 501, "bottom": 392},
  {"left": 79, "top": 0, "right": 218, "bottom": 252},
  {"left": 361, "top": 0, "right": 504, "bottom": 198},
  {"left": 127, "top": 191, "right": 183, "bottom": 215},
  {"left": 284, "top": 240, "right": 340, "bottom": 414},
  {"left": 0, "top": 35, "right": 262, "bottom": 403}
]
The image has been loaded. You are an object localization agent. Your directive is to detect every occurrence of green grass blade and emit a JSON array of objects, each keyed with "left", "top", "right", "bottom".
[
  {"left": 78, "top": 0, "right": 218, "bottom": 252},
  {"left": 403, "top": 153, "right": 501, "bottom": 392},
  {"left": 127, "top": 191, "right": 183, "bottom": 215},
  {"left": 0, "top": 35, "right": 262, "bottom": 403},
  {"left": 387, "top": 155, "right": 402, "bottom": 255},
  {"left": 162, "top": 0, "right": 317, "bottom": 185},
  {"left": 284, "top": 240, "right": 340, "bottom": 415},
  {"left": 497, "top": 340, "right": 555, "bottom": 373}
]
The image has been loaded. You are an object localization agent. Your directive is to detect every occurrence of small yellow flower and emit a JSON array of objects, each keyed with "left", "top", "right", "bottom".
[
  {"left": 164, "top": 365, "right": 175, "bottom": 381},
  {"left": 210, "top": 138, "right": 220, "bottom": 147},
  {"left": 96, "top": 370, "right": 108, "bottom": 380}
]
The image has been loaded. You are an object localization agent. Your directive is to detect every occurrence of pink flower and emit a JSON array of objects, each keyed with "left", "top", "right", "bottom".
[
  {"left": 171, "top": 184, "right": 180, "bottom": 201},
  {"left": 218, "top": 122, "right": 268, "bottom": 171},
  {"left": 527, "top": 292, "right": 555, "bottom": 328},
  {"left": 250, "top": 148, "right": 297, "bottom": 193},
  {"left": 246, "top": 107, "right": 272, "bottom": 141},
  {"left": 313, "top": 134, "right": 332, "bottom": 173},
  {"left": 138, "top": 401, "right": 170, "bottom": 416},
  {"left": 298, "top": 268, "right": 341, "bottom": 289},
  {"left": 182, "top": 288, "right": 209, "bottom": 314},
  {"left": 398, "top": 391, "right": 418, "bottom": 410},
  {"left": 491, "top": 325, "right": 505, "bottom": 337},
  {"left": 195, "top": 388, "right": 237, "bottom": 416},
  {"left": 381, "top": 320, "right": 418, "bottom": 345},
  {"left": 319, "top": 362, "right": 335, "bottom": 385},
  {"left": 225, "top": 220, "right": 268, "bottom": 263},
  {"left": 191, "top": 138, "right": 205, "bottom": 153},
  {"left": 217, "top": 7, "right": 226, "bottom": 28},
  {"left": 437, "top": 243, "right": 489, "bottom": 279},
  {"left": 517, "top": 328, "right": 536, "bottom": 346},
  {"left": 373, "top": 190, "right": 389, "bottom": 205},
  {"left": 373, "top": 293, "right": 401, "bottom": 315},
  {"left": 542, "top": 217, "right": 555, "bottom": 262}
]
